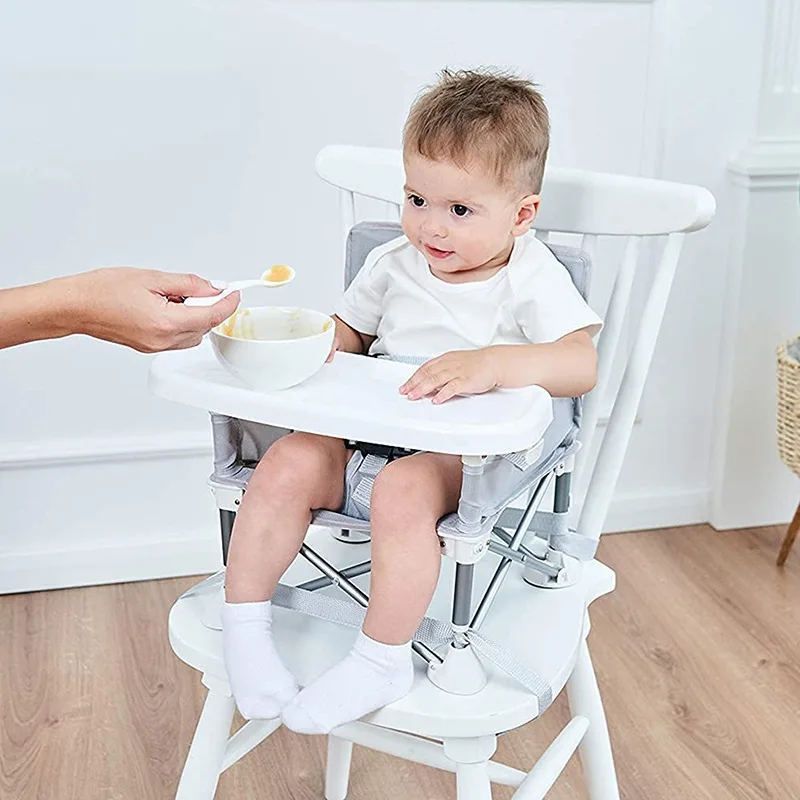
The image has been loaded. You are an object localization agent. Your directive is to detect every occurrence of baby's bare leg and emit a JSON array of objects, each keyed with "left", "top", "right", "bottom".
[
  {"left": 282, "top": 452, "right": 462, "bottom": 734},
  {"left": 222, "top": 432, "right": 348, "bottom": 720},
  {"left": 364, "top": 452, "right": 463, "bottom": 642},
  {"left": 225, "top": 432, "right": 348, "bottom": 602}
]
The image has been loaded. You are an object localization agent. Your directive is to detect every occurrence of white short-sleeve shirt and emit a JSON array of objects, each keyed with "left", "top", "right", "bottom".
[{"left": 335, "top": 233, "right": 602, "bottom": 359}]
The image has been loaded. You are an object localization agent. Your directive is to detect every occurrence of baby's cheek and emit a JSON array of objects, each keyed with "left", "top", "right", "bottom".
[
  {"left": 400, "top": 211, "right": 416, "bottom": 239},
  {"left": 462, "top": 238, "right": 487, "bottom": 262}
]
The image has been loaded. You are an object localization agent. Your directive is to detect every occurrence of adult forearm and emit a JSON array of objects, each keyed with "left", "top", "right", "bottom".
[{"left": 0, "top": 276, "right": 81, "bottom": 349}]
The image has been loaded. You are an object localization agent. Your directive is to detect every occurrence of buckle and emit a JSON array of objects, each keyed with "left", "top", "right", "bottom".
[{"left": 348, "top": 441, "right": 412, "bottom": 461}]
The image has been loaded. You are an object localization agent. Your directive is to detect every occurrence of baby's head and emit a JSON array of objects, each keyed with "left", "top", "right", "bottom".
[{"left": 402, "top": 68, "right": 549, "bottom": 277}]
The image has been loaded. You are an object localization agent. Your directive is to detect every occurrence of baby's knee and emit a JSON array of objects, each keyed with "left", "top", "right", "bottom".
[
  {"left": 371, "top": 460, "right": 441, "bottom": 522},
  {"left": 255, "top": 433, "right": 340, "bottom": 490}
]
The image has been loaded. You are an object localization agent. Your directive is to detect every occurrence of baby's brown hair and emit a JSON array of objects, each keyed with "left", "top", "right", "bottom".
[{"left": 403, "top": 68, "right": 550, "bottom": 194}]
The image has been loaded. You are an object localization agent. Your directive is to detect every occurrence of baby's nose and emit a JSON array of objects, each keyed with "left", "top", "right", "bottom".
[{"left": 422, "top": 217, "right": 448, "bottom": 238}]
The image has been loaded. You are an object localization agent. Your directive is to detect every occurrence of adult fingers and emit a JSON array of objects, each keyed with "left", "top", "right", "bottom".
[
  {"left": 152, "top": 271, "right": 226, "bottom": 299},
  {"left": 172, "top": 291, "right": 241, "bottom": 333}
]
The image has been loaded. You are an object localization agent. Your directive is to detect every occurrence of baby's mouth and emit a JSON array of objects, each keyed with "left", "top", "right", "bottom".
[{"left": 424, "top": 243, "right": 455, "bottom": 260}]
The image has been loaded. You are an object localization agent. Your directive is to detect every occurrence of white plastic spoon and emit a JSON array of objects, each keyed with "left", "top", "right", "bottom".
[{"left": 184, "top": 265, "right": 295, "bottom": 307}]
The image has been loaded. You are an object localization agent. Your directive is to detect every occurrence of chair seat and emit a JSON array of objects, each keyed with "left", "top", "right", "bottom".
[{"left": 169, "top": 527, "right": 615, "bottom": 740}]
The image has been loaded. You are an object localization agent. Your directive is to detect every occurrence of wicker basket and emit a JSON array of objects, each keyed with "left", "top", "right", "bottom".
[{"left": 777, "top": 336, "right": 800, "bottom": 478}]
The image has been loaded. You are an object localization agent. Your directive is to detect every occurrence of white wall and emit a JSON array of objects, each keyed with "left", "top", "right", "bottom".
[
  {"left": 0, "top": 0, "right": 768, "bottom": 592},
  {"left": 710, "top": 0, "right": 800, "bottom": 531}
]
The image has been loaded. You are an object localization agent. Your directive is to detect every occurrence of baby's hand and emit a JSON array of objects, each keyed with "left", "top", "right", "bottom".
[
  {"left": 400, "top": 348, "right": 500, "bottom": 404},
  {"left": 326, "top": 335, "right": 341, "bottom": 363}
]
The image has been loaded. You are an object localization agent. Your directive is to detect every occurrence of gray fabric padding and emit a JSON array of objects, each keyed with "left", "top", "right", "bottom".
[{"left": 209, "top": 412, "right": 287, "bottom": 488}]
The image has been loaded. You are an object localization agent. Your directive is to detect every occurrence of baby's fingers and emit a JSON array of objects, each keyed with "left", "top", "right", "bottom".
[
  {"left": 326, "top": 337, "right": 341, "bottom": 363},
  {"left": 403, "top": 371, "right": 447, "bottom": 400},
  {"left": 432, "top": 379, "right": 465, "bottom": 405},
  {"left": 400, "top": 359, "right": 448, "bottom": 399}
]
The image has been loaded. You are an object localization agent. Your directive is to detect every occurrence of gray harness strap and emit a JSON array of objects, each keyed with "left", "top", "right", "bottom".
[
  {"left": 528, "top": 511, "right": 599, "bottom": 561},
  {"left": 272, "top": 582, "right": 554, "bottom": 715}
]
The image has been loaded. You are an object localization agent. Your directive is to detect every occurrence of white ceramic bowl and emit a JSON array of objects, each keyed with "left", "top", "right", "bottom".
[{"left": 210, "top": 306, "right": 335, "bottom": 391}]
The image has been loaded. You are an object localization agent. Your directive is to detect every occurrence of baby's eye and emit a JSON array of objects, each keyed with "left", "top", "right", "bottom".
[
  {"left": 407, "top": 194, "right": 426, "bottom": 208},
  {"left": 451, "top": 204, "right": 471, "bottom": 218}
]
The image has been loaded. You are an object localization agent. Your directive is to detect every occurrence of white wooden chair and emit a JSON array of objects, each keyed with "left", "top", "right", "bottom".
[{"left": 151, "top": 145, "right": 715, "bottom": 799}]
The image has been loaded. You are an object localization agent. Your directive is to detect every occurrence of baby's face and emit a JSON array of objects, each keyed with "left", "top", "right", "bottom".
[{"left": 401, "top": 153, "right": 538, "bottom": 281}]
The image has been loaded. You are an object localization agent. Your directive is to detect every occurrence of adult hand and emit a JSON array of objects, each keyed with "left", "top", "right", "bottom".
[
  {"left": 0, "top": 267, "right": 240, "bottom": 352},
  {"left": 70, "top": 268, "right": 240, "bottom": 352}
]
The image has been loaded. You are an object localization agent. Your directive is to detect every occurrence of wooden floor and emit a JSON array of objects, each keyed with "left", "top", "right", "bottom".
[{"left": 1, "top": 524, "right": 798, "bottom": 799}]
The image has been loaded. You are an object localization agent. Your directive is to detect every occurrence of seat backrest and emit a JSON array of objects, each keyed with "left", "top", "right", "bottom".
[
  {"left": 344, "top": 220, "right": 591, "bottom": 297},
  {"left": 316, "top": 145, "right": 716, "bottom": 544}
]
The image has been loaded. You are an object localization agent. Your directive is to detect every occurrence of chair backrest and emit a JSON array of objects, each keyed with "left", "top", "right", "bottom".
[{"left": 316, "top": 145, "right": 716, "bottom": 543}]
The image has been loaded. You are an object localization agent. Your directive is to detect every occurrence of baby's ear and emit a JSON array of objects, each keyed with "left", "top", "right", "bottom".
[{"left": 514, "top": 194, "right": 540, "bottom": 235}]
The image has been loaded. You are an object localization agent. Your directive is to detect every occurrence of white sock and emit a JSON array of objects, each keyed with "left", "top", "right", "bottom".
[
  {"left": 282, "top": 631, "right": 414, "bottom": 734},
  {"left": 221, "top": 600, "right": 299, "bottom": 720}
]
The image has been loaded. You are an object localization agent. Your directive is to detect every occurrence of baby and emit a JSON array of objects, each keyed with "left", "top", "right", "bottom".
[{"left": 222, "top": 68, "right": 602, "bottom": 734}]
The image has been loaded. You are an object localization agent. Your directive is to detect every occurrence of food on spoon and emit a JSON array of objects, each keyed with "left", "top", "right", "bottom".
[{"left": 262, "top": 264, "right": 293, "bottom": 283}]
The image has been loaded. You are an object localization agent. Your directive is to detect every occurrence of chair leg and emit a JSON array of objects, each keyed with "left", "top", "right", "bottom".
[
  {"left": 176, "top": 680, "right": 236, "bottom": 800},
  {"left": 566, "top": 638, "right": 620, "bottom": 800},
  {"left": 455, "top": 762, "right": 493, "bottom": 800},
  {"left": 325, "top": 735, "right": 354, "bottom": 800},
  {"left": 777, "top": 499, "right": 800, "bottom": 566},
  {"left": 444, "top": 736, "right": 496, "bottom": 800}
]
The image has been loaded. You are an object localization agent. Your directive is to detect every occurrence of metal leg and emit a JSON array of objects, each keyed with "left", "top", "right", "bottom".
[
  {"left": 522, "top": 466, "right": 580, "bottom": 589},
  {"left": 219, "top": 509, "right": 235, "bottom": 566},
  {"left": 554, "top": 471, "right": 572, "bottom": 515},
  {"left": 452, "top": 563, "right": 474, "bottom": 642},
  {"left": 299, "top": 543, "right": 442, "bottom": 665},
  {"left": 471, "top": 473, "right": 553, "bottom": 630},
  {"left": 491, "top": 526, "right": 539, "bottom": 561},
  {"left": 486, "top": 538, "right": 561, "bottom": 578},
  {"left": 297, "top": 560, "right": 372, "bottom": 591}
]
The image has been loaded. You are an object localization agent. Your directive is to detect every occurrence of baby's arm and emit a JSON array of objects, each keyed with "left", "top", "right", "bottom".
[
  {"left": 326, "top": 314, "right": 377, "bottom": 361},
  {"left": 492, "top": 329, "right": 597, "bottom": 396},
  {"left": 400, "top": 329, "right": 597, "bottom": 404}
]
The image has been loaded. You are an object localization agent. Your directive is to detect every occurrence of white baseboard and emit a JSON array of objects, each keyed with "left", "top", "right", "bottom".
[
  {"left": 0, "top": 534, "right": 223, "bottom": 595},
  {"left": 602, "top": 488, "right": 710, "bottom": 533},
  {"left": 0, "top": 431, "right": 211, "bottom": 469},
  {"left": 0, "top": 488, "right": 711, "bottom": 594}
]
